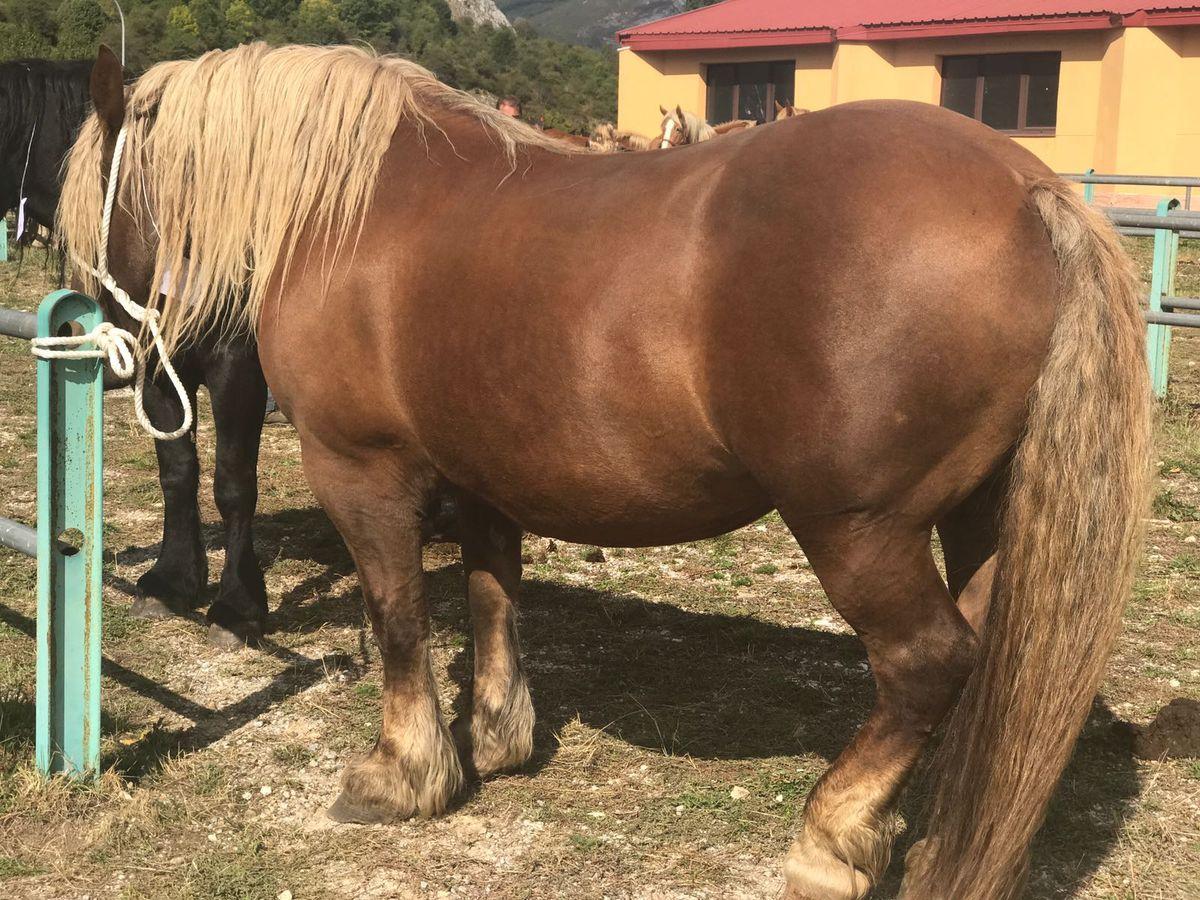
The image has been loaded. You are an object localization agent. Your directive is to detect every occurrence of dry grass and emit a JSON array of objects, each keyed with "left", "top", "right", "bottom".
[{"left": 0, "top": 237, "right": 1197, "bottom": 899}]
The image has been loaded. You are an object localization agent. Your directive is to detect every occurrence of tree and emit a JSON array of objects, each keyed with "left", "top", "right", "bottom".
[
  {"left": 489, "top": 25, "right": 515, "bottom": 68},
  {"left": 292, "top": 0, "right": 341, "bottom": 44},
  {"left": 224, "top": 0, "right": 260, "bottom": 45},
  {"left": 188, "top": 0, "right": 224, "bottom": 48},
  {"left": 54, "top": 0, "right": 108, "bottom": 59},
  {"left": 0, "top": 23, "right": 53, "bottom": 61},
  {"left": 161, "top": 4, "right": 202, "bottom": 57}
]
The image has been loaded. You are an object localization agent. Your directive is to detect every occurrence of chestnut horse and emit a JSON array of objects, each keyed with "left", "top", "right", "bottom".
[
  {"left": 63, "top": 45, "right": 1150, "bottom": 900},
  {"left": 656, "top": 104, "right": 755, "bottom": 148}
]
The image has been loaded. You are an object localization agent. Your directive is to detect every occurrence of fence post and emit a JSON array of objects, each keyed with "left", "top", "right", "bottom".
[
  {"left": 1083, "top": 168, "right": 1095, "bottom": 204},
  {"left": 1146, "top": 199, "right": 1178, "bottom": 398},
  {"left": 35, "top": 290, "right": 104, "bottom": 779},
  {"left": 0, "top": 213, "right": 8, "bottom": 263}
]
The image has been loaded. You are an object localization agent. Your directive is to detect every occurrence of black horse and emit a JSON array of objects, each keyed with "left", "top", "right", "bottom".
[{"left": 2, "top": 58, "right": 271, "bottom": 647}]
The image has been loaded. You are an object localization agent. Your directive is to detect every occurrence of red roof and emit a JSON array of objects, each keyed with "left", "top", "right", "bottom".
[{"left": 617, "top": 1, "right": 1200, "bottom": 50}]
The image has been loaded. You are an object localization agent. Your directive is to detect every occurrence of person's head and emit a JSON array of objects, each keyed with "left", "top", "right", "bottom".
[{"left": 497, "top": 96, "right": 521, "bottom": 118}]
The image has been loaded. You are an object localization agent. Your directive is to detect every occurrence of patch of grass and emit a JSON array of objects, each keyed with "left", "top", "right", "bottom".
[
  {"left": 270, "top": 743, "right": 313, "bottom": 768},
  {"left": 1153, "top": 488, "right": 1200, "bottom": 522},
  {"left": 730, "top": 575, "right": 752, "bottom": 588},
  {"left": 184, "top": 834, "right": 282, "bottom": 900},
  {"left": 353, "top": 681, "right": 380, "bottom": 700},
  {"left": 752, "top": 563, "right": 778, "bottom": 575},
  {"left": 569, "top": 833, "right": 602, "bottom": 853},
  {"left": 0, "top": 855, "right": 39, "bottom": 879},
  {"left": 1169, "top": 553, "right": 1200, "bottom": 576}
]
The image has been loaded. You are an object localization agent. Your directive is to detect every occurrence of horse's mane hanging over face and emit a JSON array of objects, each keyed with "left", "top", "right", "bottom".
[{"left": 57, "top": 43, "right": 574, "bottom": 356}]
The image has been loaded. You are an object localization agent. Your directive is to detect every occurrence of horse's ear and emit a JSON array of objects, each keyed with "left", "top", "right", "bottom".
[
  {"left": 675, "top": 105, "right": 685, "bottom": 121},
  {"left": 659, "top": 104, "right": 668, "bottom": 116},
  {"left": 90, "top": 45, "right": 125, "bottom": 135},
  {"left": 775, "top": 100, "right": 784, "bottom": 113}
]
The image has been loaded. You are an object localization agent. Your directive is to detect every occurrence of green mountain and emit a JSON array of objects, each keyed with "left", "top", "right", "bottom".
[{"left": 497, "top": 0, "right": 685, "bottom": 47}]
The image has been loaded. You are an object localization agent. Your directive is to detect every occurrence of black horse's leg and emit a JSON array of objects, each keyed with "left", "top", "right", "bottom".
[
  {"left": 132, "top": 365, "right": 205, "bottom": 618},
  {"left": 204, "top": 337, "right": 269, "bottom": 649}
]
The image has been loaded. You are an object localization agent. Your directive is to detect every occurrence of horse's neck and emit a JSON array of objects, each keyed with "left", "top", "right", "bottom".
[{"left": 692, "top": 120, "right": 717, "bottom": 143}]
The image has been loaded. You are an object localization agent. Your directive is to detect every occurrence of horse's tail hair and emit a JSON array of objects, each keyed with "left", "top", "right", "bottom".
[{"left": 905, "top": 179, "right": 1152, "bottom": 899}]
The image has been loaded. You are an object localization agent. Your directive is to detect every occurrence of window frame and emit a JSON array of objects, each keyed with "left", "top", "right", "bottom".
[
  {"left": 704, "top": 61, "right": 795, "bottom": 124},
  {"left": 939, "top": 52, "right": 1060, "bottom": 137}
]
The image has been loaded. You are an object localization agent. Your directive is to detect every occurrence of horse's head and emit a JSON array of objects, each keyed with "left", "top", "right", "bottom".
[
  {"left": 61, "top": 46, "right": 161, "bottom": 337},
  {"left": 774, "top": 101, "right": 810, "bottom": 120},
  {"left": 657, "top": 105, "right": 692, "bottom": 149}
]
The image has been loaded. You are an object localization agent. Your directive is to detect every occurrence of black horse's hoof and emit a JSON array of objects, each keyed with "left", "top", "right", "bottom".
[
  {"left": 136, "top": 568, "right": 203, "bottom": 611},
  {"left": 326, "top": 792, "right": 396, "bottom": 825},
  {"left": 207, "top": 620, "right": 263, "bottom": 651},
  {"left": 129, "top": 593, "right": 184, "bottom": 620}
]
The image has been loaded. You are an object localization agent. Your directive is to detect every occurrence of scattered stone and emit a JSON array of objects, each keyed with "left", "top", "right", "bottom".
[
  {"left": 277, "top": 892, "right": 293, "bottom": 900},
  {"left": 583, "top": 547, "right": 606, "bottom": 563},
  {"left": 260, "top": 785, "right": 272, "bottom": 796},
  {"left": 730, "top": 786, "right": 750, "bottom": 801},
  {"left": 1187, "top": 535, "right": 1198, "bottom": 543},
  {"left": 241, "top": 791, "right": 252, "bottom": 800},
  {"left": 1133, "top": 697, "right": 1200, "bottom": 759}
]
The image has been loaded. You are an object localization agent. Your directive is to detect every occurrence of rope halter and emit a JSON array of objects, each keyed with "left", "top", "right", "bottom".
[{"left": 30, "top": 125, "right": 194, "bottom": 442}]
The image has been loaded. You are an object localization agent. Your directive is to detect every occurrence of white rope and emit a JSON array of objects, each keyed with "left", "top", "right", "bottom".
[
  {"left": 30, "top": 125, "right": 194, "bottom": 442},
  {"left": 16, "top": 121, "right": 35, "bottom": 240}
]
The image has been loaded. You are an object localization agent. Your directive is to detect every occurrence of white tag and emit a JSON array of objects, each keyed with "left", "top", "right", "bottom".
[
  {"left": 15, "top": 196, "right": 26, "bottom": 240},
  {"left": 159, "top": 257, "right": 190, "bottom": 298}
]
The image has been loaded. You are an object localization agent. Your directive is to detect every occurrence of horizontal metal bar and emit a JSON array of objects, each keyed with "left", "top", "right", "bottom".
[
  {"left": 1162, "top": 296, "right": 1200, "bottom": 311},
  {"left": 0, "top": 307, "right": 36, "bottom": 340},
  {"left": 1145, "top": 310, "right": 1200, "bottom": 328},
  {"left": 1106, "top": 211, "right": 1200, "bottom": 232},
  {"left": 1116, "top": 227, "right": 1200, "bottom": 239},
  {"left": 0, "top": 515, "right": 36, "bottom": 557},
  {"left": 1063, "top": 173, "right": 1200, "bottom": 187}
]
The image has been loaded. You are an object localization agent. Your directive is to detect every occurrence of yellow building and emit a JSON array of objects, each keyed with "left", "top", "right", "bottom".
[{"left": 616, "top": 1, "right": 1200, "bottom": 188}]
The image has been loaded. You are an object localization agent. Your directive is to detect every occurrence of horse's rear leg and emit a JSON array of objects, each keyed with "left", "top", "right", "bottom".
[
  {"left": 937, "top": 472, "right": 1004, "bottom": 634},
  {"left": 453, "top": 495, "right": 534, "bottom": 777},
  {"left": 302, "top": 445, "right": 463, "bottom": 822},
  {"left": 782, "top": 516, "right": 977, "bottom": 900}
]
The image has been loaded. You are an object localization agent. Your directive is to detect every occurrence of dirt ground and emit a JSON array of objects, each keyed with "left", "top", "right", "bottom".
[{"left": 0, "top": 238, "right": 1198, "bottom": 900}]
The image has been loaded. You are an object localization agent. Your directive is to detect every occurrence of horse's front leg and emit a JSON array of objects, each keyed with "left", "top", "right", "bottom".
[
  {"left": 204, "top": 340, "right": 269, "bottom": 649},
  {"left": 303, "top": 444, "right": 463, "bottom": 822},
  {"left": 453, "top": 495, "right": 534, "bottom": 777},
  {"left": 132, "top": 369, "right": 205, "bottom": 618}
]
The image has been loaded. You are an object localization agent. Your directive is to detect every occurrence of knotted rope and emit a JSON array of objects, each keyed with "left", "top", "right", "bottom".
[{"left": 30, "top": 125, "right": 194, "bottom": 441}]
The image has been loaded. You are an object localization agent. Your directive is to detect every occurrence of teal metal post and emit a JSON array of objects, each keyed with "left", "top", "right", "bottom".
[
  {"left": 35, "top": 290, "right": 104, "bottom": 778},
  {"left": 0, "top": 213, "right": 8, "bottom": 262},
  {"left": 1083, "top": 168, "right": 1095, "bottom": 204},
  {"left": 1146, "top": 199, "right": 1178, "bottom": 398}
]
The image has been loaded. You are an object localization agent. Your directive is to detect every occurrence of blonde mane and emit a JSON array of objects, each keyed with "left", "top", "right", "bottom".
[
  {"left": 58, "top": 43, "right": 574, "bottom": 355},
  {"left": 679, "top": 109, "right": 716, "bottom": 142}
]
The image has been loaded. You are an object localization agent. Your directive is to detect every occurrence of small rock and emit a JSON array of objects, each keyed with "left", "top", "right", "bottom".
[
  {"left": 774, "top": 793, "right": 784, "bottom": 804},
  {"left": 277, "top": 892, "right": 293, "bottom": 900},
  {"left": 730, "top": 786, "right": 750, "bottom": 801},
  {"left": 260, "top": 785, "right": 272, "bottom": 796},
  {"left": 1187, "top": 535, "right": 1198, "bottom": 544},
  {"left": 241, "top": 791, "right": 252, "bottom": 800},
  {"left": 583, "top": 547, "right": 606, "bottom": 563}
]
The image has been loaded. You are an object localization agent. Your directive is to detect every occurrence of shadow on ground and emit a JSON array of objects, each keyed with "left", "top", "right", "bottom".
[{"left": 88, "top": 502, "right": 1141, "bottom": 897}]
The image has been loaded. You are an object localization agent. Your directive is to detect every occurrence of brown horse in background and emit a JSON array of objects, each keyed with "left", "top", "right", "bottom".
[
  {"left": 588, "top": 122, "right": 655, "bottom": 152},
  {"left": 64, "top": 44, "right": 1150, "bottom": 900}
]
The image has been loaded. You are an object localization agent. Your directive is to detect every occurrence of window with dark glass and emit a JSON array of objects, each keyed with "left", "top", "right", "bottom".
[
  {"left": 939, "top": 53, "right": 1060, "bottom": 134},
  {"left": 705, "top": 61, "right": 795, "bottom": 124}
]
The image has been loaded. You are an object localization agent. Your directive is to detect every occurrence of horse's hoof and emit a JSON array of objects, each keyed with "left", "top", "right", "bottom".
[
  {"left": 129, "top": 594, "right": 182, "bottom": 620},
  {"left": 326, "top": 791, "right": 396, "bottom": 825},
  {"left": 136, "top": 568, "right": 202, "bottom": 610},
  {"left": 207, "top": 620, "right": 262, "bottom": 650}
]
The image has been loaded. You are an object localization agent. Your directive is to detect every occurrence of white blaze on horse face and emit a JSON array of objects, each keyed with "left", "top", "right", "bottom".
[{"left": 661, "top": 118, "right": 676, "bottom": 149}]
